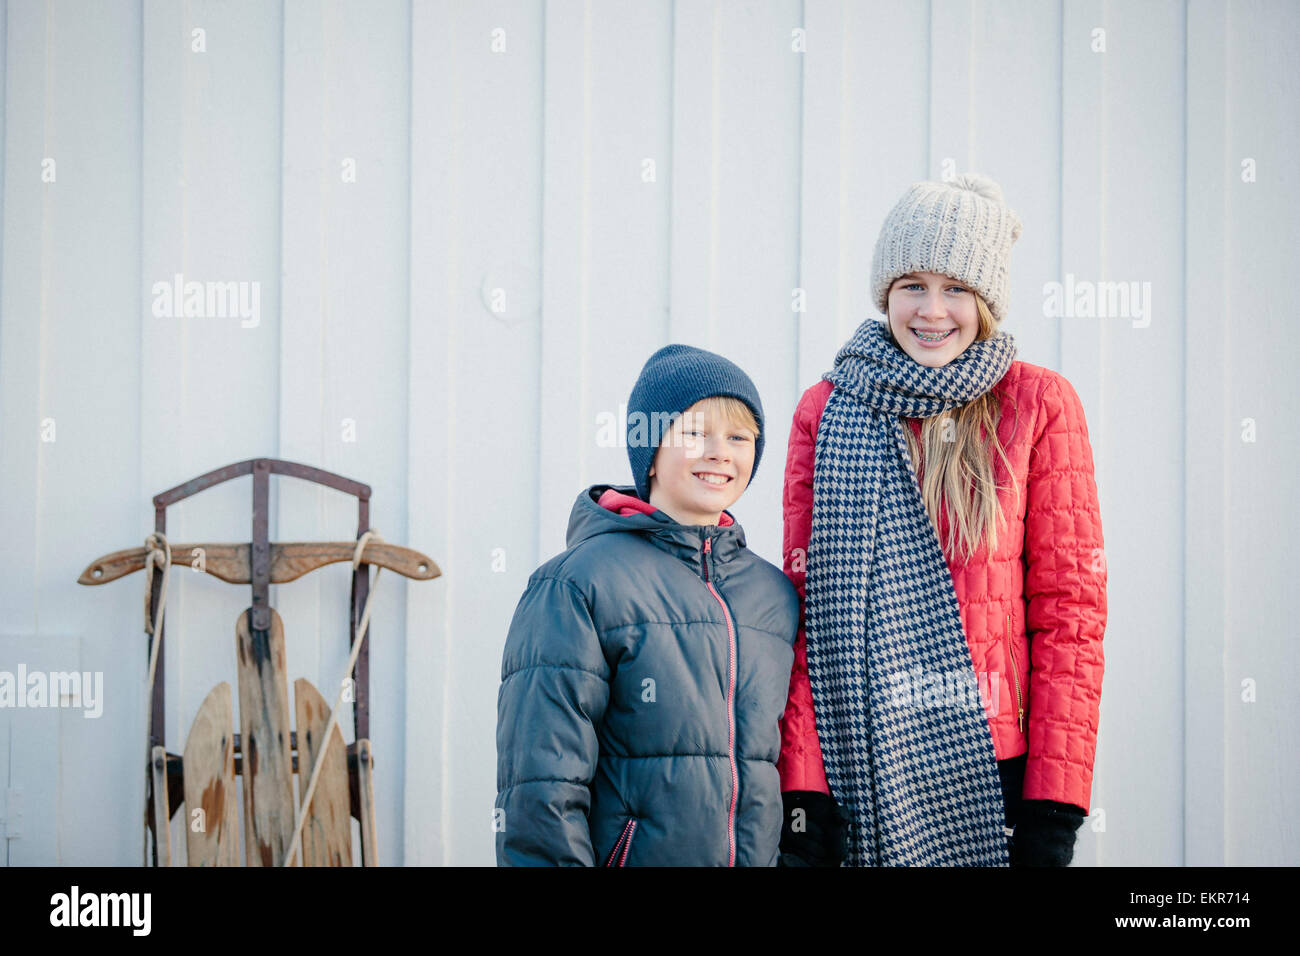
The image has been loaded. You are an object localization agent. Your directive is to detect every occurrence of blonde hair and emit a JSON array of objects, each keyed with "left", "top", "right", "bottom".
[
  {"left": 689, "top": 395, "right": 760, "bottom": 437},
  {"left": 897, "top": 294, "right": 1021, "bottom": 563}
]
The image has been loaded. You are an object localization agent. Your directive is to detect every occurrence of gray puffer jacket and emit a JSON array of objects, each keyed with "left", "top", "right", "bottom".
[{"left": 495, "top": 484, "right": 799, "bottom": 866}]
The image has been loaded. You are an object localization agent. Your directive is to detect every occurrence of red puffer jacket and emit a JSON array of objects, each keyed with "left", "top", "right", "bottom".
[{"left": 778, "top": 362, "right": 1106, "bottom": 812}]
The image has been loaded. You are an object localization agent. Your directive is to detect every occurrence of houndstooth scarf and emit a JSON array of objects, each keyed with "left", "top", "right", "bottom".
[{"left": 804, "top": 318, "right": 1016, "bottom": 866}]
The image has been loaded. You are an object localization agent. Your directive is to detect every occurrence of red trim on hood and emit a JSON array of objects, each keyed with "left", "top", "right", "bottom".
[{"left": 597, "top": 488, "right": 734, "bottom": 527}]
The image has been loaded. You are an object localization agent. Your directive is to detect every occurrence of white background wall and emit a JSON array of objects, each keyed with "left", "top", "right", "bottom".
[{"left": 0, "top": 0, "right": 1296, "bottom": 866}]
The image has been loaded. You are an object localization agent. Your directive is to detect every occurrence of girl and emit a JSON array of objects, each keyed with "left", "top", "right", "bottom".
[{"left": 777, "top": 173, "right": 1106, "bottom": 866}]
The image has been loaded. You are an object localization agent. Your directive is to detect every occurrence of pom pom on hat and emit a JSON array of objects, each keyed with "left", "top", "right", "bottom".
[{"left": 952, "top": 171, "right": 1002, "bottom": 202}]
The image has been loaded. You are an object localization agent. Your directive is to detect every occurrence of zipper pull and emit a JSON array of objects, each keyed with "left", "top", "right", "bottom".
[{"left": 702, "top": 536, "right": 711, "bottom": 581}]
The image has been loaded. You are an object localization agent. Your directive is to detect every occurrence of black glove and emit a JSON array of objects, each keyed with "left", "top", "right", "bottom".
[
  {"left": 779, "top": 791, "right": 848, "bottom": 867},
  {"left": 1009, "top": 799, "right": 1087, "bottom": 867}
]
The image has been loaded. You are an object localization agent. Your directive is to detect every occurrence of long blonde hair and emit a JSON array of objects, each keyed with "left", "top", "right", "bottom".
[{"left": 895, "top": 294, "right": 1021, "bottom": 563}]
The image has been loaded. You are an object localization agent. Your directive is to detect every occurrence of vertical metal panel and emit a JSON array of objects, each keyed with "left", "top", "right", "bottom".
[
  {"left": 0, "top": 0, "right": 145, "bottom": 865},
  {"left": 0, "top": 7, "right": 41, "bottom": 857},
  {"left": 0, "top": 0, "right": 45, "bottom": 640},
  {"left": 563, "top": 0, "right": 671, "bottom": 548},
  {"left": 798, "top": 1, "right": 930, "bottom": 395},
  {"left": 404, "top": 0, "right": 455, "bottom": 868},
  {"left": 667, "top": 0, "right": 801, "bottom": 564},
  {"left": 1184, "top": 0, "right": 1228, "bottom": 868},
  {"left": 668, "top": 0, "right": 719, "bottom": 348},
  {"left": 421, "top": 0, "right": 544, "bottom": 867},
  {"left": 796, "top": 0, "right": 848, "bottom": 394},
  {"left": 715, "top": 0, "right": 802, "bottom": 563},
  {"left": 1223, "top": 0, "right": 1300, "bottom": 867},
  {"left": 40, "top": 0, "right": 144, "bottom": 865},
  {"left": 1096, "top": 0, "right": 1189, "bottom": 867},
  {"left": 280, "top": 0, "right": 412, "bottom": 862},
  {"left": 0, "top": 651, "right": 8, "bottom": 864},
  {"left": 968, "top": 0, "right": 1061, "bottom": 367},
  {"left": 537, "top": 0, "right": 597, "bottom": 557},
  {"left": 929, "top": 0, "right": 975, "bottom": 172},
  {"left": 536, "top": 0, "right": 677, "bottom": 558},
  {"left": 1058, "top": 0, "right": 1112, "bottom": 863},
  {"left": 0, "top": 0, "right": 5, "bottom": 354}
]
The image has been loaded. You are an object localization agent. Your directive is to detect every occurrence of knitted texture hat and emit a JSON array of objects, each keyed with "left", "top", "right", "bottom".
[
  {"left": 626, "top": 345, "right": 765, "bottom": 503},
  {"left": 870, "top": 172, "right": 1023, "bottom": 322}
]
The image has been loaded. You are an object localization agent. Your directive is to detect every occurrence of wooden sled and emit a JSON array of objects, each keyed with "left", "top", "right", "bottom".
[
  {"left": 82, "top": 458, "right": 440, "bottom": 866},
  {"left": 149, "top": 609, "right": 376, "bottom": 866}
]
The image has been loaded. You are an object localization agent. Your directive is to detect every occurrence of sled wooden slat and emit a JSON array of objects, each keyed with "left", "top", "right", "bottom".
[
  {"left": 236, "top": 607, "right": 297, "bottom": 866},
  {"left": 150, "top": 746, "right": 172, "bottom": 867},
  {"left": 78, "top": 541, "right": 440, "bottom": 587},
  {"left": 357, "top": 738, "right": 378, "bottom": 866},
  {"left": 293, "top": 679, "right": 352, "bottom": 866},
  {"left": 182, "top": 682, "right": 239, "bottom": 866}
]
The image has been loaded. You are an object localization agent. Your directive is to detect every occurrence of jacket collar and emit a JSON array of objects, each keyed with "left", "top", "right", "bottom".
[
  {"left": 595, "top": 487, "right": 735, "bottom": 527},
  {"left": 566, "top": 484, "right": 747, "bottom": 569}
]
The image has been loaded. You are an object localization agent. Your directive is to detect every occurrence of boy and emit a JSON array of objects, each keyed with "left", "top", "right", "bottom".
[{"left": 494, "top": 345, "right": 799, "bottom": 866}]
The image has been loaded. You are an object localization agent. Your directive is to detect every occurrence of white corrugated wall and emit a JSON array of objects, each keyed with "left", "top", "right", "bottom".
[{"left": 0, "top": 0, "right": 1296, "bottom": 866}]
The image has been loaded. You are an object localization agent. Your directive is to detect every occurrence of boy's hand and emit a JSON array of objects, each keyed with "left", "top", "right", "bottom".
[{"left": 779, "top": 790, "right": 848, "bottom": 867}]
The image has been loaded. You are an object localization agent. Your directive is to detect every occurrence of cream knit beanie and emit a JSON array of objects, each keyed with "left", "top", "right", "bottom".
[{"left": 869, "top": 172, "right": 1023, "bottom": 323}]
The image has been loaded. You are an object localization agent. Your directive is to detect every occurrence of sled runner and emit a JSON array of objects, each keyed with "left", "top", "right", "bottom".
[{"left": 80, "top": 458, "right": 439, "bottom": 866}]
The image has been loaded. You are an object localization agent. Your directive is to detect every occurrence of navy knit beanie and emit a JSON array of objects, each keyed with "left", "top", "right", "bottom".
[{"left": 626, "top": 344, "right": 765, "bottom": 502}]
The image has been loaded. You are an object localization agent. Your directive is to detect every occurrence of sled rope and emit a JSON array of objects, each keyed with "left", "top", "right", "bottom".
[
  {"left": 282, "top": 529, "right": 383, "bottom": 867},
  {"left": 142, "top": 532, "right": 172, "bottom": 866}
]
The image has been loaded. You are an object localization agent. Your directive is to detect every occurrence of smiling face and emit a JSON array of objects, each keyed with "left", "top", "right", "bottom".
[
  {"left": 886, "top": 271, "right": 981, "bottom": 367},
  {"left": 647, "top": 397, "right": 758, "bottom": 527}
]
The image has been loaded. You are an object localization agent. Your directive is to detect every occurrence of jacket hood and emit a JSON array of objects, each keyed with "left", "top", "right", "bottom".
[{"left": 566, "top": 484, "right": 747, "bottom": 564}]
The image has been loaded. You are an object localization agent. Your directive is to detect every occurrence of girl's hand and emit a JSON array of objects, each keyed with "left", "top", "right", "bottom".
[
  {"left": 1009, "top": 799, "right": 1087, "bottom": 866},
  {"left": 779, "top": 790, "right": 849, "bottom": 867}
]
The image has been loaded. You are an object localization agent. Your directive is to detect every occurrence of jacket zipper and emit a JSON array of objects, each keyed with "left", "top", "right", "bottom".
[
  {"left": 1005, "top": 612, "right": 1025, "bottom": 733},
  {"left": 600, "top": 816, "right": 637, "bottom": 868},
  {"left": 702, "top": 535, "right": 738, "bottom": 867}
]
